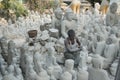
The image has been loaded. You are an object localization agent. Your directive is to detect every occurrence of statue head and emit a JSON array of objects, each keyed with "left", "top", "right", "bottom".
[
  {"left": 65, "top": 59, "right": 74, "bottom": 70},
  {"left": 95, "top": 3, "right": 100, "bottom": 10},
  {"left": 97, "top": 34, "right": 104, "bottom": 42},
  {"left": 47, "top": 47, "right": 55, "bottom": 55},
  {"left": 92, "top": 58, "right": 102, "bottom": 69},
  {"left": 106, "top": 37, "right": 113, "bottom": 45},
  {"left": 65, "top": 8, "right": 74, "bottom": 21},
  {"left": 54, "top": 7, "right": 63, "bottom": 20},
  {"left": 88, "top": 35, "right": 92, "bottom": 41},
  {"left": 110, "top": 2, "right": 118, "bottom": 14}
]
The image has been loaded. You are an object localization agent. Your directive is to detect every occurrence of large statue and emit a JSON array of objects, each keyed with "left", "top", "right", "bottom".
[
  {"left": 70, "top": 0, "right": 81, "bottom": 14},
  {"left": 106, "top": 2, "right": 119, "bottom": 26},
  {"left": 61, "top": 8, "right": 77, "bottom": 38},
  {"left": 51, "top": 7, "right": 63, "bottom": 37}
]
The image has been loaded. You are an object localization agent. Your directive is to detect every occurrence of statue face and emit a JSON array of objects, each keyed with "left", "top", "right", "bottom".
[
  {"left": 66, "top": 12, "right": 73, "bottom": 21},
  {"left": 55, "top": 12, "right": 62, "bottom": 19},
  {"left": 65, "top": 59, "right": 74, "bottom": 69},
  {"left": 106, "top": 38, "right": 112, "bottom": 44},
  {"left": 110, "top": 3, "right": 118, "bottom": 13}
]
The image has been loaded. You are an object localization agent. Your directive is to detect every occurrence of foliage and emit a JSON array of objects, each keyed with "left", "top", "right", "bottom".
[
  {"left": 26, "top": 0, "right": 55, "bottom": 13},
  {"left": 0, "top": 0, "right": 28, "bottom": 19}
]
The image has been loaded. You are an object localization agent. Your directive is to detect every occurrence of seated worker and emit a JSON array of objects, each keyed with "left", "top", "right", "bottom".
[{"left": 64, "top": 29, "right": 81, "bottom": 66}]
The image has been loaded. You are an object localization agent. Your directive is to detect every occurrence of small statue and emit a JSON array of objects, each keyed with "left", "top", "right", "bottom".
[
  {"left": 79, "top": 46, "right": 88, "bottom": 70},
  {"left": 60, "top": 71, "right": 72, "bottom": 80},
  {"left": 94, "top": 34, "right": 105, "bottom": 56},
  {"left": 64, "top": 59, "right": 77, "bottom": 80},
  {"left": 47, "top": 67, "right": 56, "bottom": 80},
  {"left": 94, "top": 3, "right": 100, "bottom": 16},
  {"left": 0, "top": 37, "right": 8, "bottom": 61},
  {"left": 2, "top": 65, "right": 17, "bottom": 80},
  {"left": 7, "top": 40, "right": 18, "bottom": 65},
  {"left": 88, "top": 58, "right": 110, "bottom": 80},
  {"left": 103, "top": 37, "right": 118, "bottom": 69},
  {"left": 14, "top": 67, "right": 24, "bottom": 80},
  {"left": 25, "top": 65, "right": 39, "bottom": 80},
  {"left": 45, "top": 47, "right": 62, "bottom": 79}
]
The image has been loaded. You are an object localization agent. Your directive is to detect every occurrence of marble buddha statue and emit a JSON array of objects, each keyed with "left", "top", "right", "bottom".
[
  {"left": 51, "top": 7, "right": 63, "bottom": 37},
  {"left": 103, "top": 37, "right": 118, "bottom": 69},
  {"left": 61, "top": 8, "right": 77, "bottom": 38},
  {"left": 64, "top": 59, "right": 77, "bottom": 80},
  {"left": 106, "top": 2, "right": 119, "bottom": 26},
  {"left": 88, "top": 58, "right": 110, "bottom": 80},
  {"left": 95, "top": 34, "right": 105, "bottom": 56}
]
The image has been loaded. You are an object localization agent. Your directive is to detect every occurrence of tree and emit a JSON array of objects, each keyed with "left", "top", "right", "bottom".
[{"left": 0, "top": 0, "right": 28, "bottom": 20}]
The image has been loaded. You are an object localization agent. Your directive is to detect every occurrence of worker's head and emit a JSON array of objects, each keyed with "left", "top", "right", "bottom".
[{"left": 67, "top": 29, "right": 75, "bottom": 40}]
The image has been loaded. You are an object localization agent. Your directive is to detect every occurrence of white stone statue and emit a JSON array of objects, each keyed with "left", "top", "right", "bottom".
[
  {"left": 33, "top": 52, "right": 42, "bottom": 74},
  {"left": 79, "top": 46, "right": 88, "bottom": 70},
  {"left": 51, "top": 7, "right": 63, "bottom": 37},
  {"left": 106, "top": 2, "right": 119, "bottom": 26},
  {"left": 25, "top": 65, "right": 39, "bottom": 80},
  {"left": 60, "top": 71, "right": 72, "bottom": 80},
  {"left": 20, "top": 43, "right": 29, "bottom": 74},
  {"left": 64, "top": 59, "right": 77, "bottom": 80},
  {"left": 61, "top": 8, "right": 77, "bottom": 38},
  {"left": 94, "top": 3, "right": 100, "bottom": 16},
  {"left": 7, "top": 41, "right": 15, "bottom": 65},
  {"left": 14, "top": 67, "right": 24, "bottom": 80},
  {"left": 45, "top": 47, "right": 57, "bottom": 68},
  {"left": 110, "top": 0, "right": 120, "bottom": 14},
  {"left": 110, "top": 59, "right": 119, "bottom": 76},
  {"left": 94, "top": 34, "right": 105, "bottom": 56},
  {"left": 45, "top": 47, "right": 62, "bottom": 79},
  {"left": 0, "top": 57, "right": 7, "bottom": 76},
  {"left": 37, "top": 63, "right": 50, "bottom": 80},
  {"left": 0, "top": 37, "right": 8, "bottom": 61},
  {"left": 77, "top": 68, "right": 89, "bottom": 80},
  {"left": 2, "top": 65, "right": 17, "bottom": 80},
  {"left": 87, "top": 34, "right": 94, "bottom": 53},
  {"left": 88, "top": 58, "right": 110, "bottom": 80},
  {"left": 103, "top": 37, "right": 118, "bottom": 69},
  {"left": 47, "top": 67, "right": 56, "bottom": 80}
]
